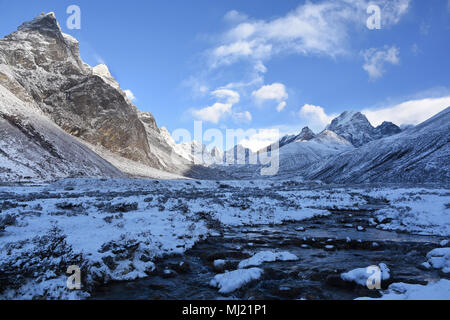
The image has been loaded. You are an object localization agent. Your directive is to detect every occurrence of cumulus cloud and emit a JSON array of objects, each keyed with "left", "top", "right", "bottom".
[
  {"left": 252, "top": 83, "right": 288, "bottom": 102},
  {"left": 298, "top": 104, "right": 337, "bottom": 130},
  {"left": 252, "top": 83, "right": 288, "bottom": 111},
  {"left": 362, "top": 96, "right": 450, "bottom": 126},
  {"left": 191, "top": 89, "right": 240, "bottom": 124},
  {"left": 210, "top": 0, "right": 410, "bottom": 67},
  {"left": 123, "top": 89, "right": 136, "bottom": 102},
  {"left": 239, "top": 129, "right": 281, "bottom": 152},
  {"left": 362, "top": 46, "right": 400, "bottom": 80}
]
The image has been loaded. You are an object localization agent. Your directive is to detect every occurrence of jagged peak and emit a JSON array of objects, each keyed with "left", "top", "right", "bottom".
[
  {"left": 329, "top": 110, "right": 370, "bottom": 128},
  {"left": 297, "top": 126, "right": 316, "bottom": 140},
  {"left": 93, "top": 64, "right": 113, "bottom": 78},
  {"left": 93, "top": 64, "right": 121, "bottom": 90},
  {"left": 17, "top": 12, "right": 62, "bottom": 34}
]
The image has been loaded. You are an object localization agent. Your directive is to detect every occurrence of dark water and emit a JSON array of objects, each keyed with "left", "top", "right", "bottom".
[{"left": 91, "top": 210, "right": 445, "bottom": 300}]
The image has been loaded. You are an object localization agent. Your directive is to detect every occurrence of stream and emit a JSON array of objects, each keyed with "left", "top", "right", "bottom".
[{"left": 91, "top": 208, "right": 446, "bottom": 300}]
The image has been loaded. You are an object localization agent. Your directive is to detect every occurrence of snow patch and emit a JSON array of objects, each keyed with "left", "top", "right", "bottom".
[{"left": 210, "top": 268, "right": 264, "bottom": 294}]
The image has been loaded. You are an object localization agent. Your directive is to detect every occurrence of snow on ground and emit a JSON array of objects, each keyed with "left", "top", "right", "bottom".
[
  {"left": 341, "top": 263, "right": 390, "bottom": 287},
  {"left": 238, "top": 251, "right": 298, "bottom": 269},
  {"left": 0, "top": 178, "right": 448, "bottom": 299},
  {"left": 367, "top": 188, "right": 450, "bottom": 236},
  {"left": 209, "top": 268, "right": 264, "bottom": 294},
  {"left": 357, "top": 280, "right": 450, "bottom": 300},
  {"left": 422, "top": 248, "right": 450, "bottom": 274}
]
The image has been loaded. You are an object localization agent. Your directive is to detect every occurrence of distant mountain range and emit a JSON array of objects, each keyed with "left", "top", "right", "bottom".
[{"left": 0, "top": 13, "right": 448, "bottom": 184}]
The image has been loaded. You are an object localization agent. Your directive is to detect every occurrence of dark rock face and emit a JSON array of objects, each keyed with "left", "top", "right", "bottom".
[
  {"left": 42, "top": 76, "right": 157, "bottom": 166},
  {"left": 374, "top": 121, "right": 402, "bottom": 138}
]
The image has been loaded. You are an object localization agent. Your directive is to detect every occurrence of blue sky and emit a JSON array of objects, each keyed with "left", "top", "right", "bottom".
[{"left": 1, "top": 0, "right": 449, "bottom": 150}]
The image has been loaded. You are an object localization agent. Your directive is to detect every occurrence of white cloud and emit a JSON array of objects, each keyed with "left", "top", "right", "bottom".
[
  {"left": 298, "top": 104, "right": 337, "bottom": 131},
  {"left": 362, "top": 96, "right": 450, "bottom": 126},
  {"left": 183, "top": 77, "right": 210, "bottom": 97},
  {"left": 123, "top": 89, "right": 136, "bottom": 102},
  {"left": 210, "top": 0, "right": 410, "bottom": 67},
  {"left": 191, "top": 89, "right": 240, "bottom": 124},
  {"left": 362, "top": 46, "right": 400, "bottom": 80},
  {"left": 192, "top": 103, "right": 232, "bottom": 124},
  {"left": 239, "top": 129, "right": 281, "bottom": 152},
  {"left": 212, "top": 89, "right": 240, "bottom": 104},
  {"left": 252, "top": 83, "right": 288, "bottom": 104},
  {"left": 254, "top": 61, "right": 267, "bottom": 74},
  {"left": 224, "top": 10, "right": 248, "bottom": 23},
  {"left": 276, "top": 101, "right": 287, "bottom": 112}
]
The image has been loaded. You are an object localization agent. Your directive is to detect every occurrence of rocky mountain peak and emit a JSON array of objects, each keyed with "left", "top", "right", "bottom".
[
  {"left": 327, "top": 111, "right": 376, "bottom": 147},
  {"left": 328, "top": 111, "right": 372, "bottom": 129},
  {"left": 93, "top": 64, "right": 120, "bottom": 90},
  {"left": 17, "top": 12, "right": 61, "bottom": 34},
  {"left": 374, "top": 121, "right": 402, "bottom": 137},
  {"left": 275, "top": 126, "right": 317, "bottom": 151},
  {"left": 297, "top": 127, "right": 316, "bottom": 141}
]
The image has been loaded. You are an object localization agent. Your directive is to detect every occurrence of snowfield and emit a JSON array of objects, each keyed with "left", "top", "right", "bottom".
[{"left": 0, "top": 178, "right": 449, "bottom": 299}]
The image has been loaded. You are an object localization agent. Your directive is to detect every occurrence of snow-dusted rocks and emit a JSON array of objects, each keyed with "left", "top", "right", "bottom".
[
  {"left": 341, "top": 263, "right": 390, "bottom": 287},
  {"left": 423, "top": 248, "right": 450, "bottom": 274},
  {"left": 238, "top": 251, "right": 299, "bottom": 269},
  {"left": 209, "top": 268, "right": 264, "bottom": 294},
  {"left": 369, "top": 188, "right": 450, "bottom": 236}
]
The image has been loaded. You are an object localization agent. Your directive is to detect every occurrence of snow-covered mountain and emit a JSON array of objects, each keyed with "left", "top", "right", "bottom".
[
  {"left": 224, "top": 144, "right": 255, "bottom": 165},
  {"left": 0, "top": 13, "right": 225, "bottom": 181},
  {"left": 175, "top": 141, "right": 224, "bottom": 166},
  {"left": 268, "top": 127, "right": 316, "bottom": 151},
  {"left": 308, "top": 107, "right": 450, "bottom": 183},
  {"left": 0, "top": 13, "right": 447, "bottom": 184},
  {"left": 269, "top": 129, "right": 354, "bottom": 176},
  {"left": 327, "top": 111, "right": 401, "bottom": 147}
]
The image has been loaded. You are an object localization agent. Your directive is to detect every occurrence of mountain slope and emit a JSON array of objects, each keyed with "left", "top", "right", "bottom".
[
  {"left": 308, "top": 107, "right": 450, "bottom": 183},
  {"left": 274, "top": 130, "right": 354, "bottom": 175},
  {"left": 0, "top": 83, "right": 124, "bottom": 182}
]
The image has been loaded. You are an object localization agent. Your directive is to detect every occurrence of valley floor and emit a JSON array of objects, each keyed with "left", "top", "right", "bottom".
[{"left": 0, "top": 178, "right": 449, "bottom": 300}]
